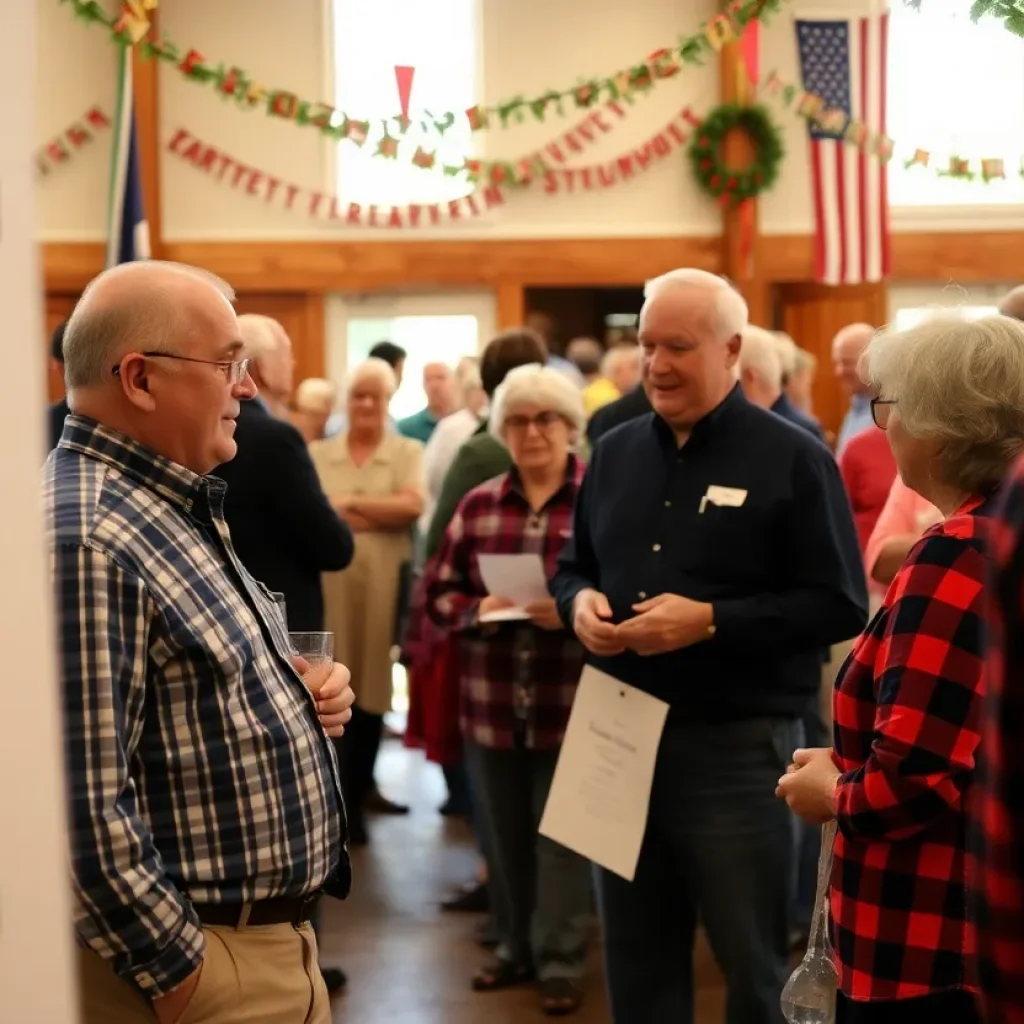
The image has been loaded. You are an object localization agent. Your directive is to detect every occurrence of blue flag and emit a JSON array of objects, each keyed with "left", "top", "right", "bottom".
[{"left": 106, "top": 46, "right": 150, "bottom": 267}]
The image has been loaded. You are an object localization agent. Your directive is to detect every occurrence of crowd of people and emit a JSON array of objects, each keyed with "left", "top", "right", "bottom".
[{"left": 43, "top": 260, "right": 1024, "bottom": 1024}]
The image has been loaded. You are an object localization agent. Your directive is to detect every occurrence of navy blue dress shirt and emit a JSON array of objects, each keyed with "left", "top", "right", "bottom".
[
  {"left": 551, "top": 385, "right": 867, "bottom": 722},
  {"left": 771, "top": 391, "right": 826, "bottom": 443}
]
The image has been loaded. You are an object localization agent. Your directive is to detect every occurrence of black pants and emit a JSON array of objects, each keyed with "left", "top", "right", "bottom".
[
  {"left": 338, "top": 705, "right": 384, "bottom": 829},
  {"left": 836, "top": 989, "right": 980, "bottom": 1024}
]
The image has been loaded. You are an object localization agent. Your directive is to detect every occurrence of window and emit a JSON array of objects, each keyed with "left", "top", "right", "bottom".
[
  {"left": 332, "top": 0, "right": 479, "bottom": 208},
  {"left": 887, "top": 0, "right": 1024, "bottom": 206},
  {"left": 346, "top": 314, "right": 481, "bottom": 420},
  {"left": 893, "top": 305, "right": 996, "bottom": 330}
]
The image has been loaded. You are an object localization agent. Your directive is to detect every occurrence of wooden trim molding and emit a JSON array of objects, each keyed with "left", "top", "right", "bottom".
[
  {"left": 132, "top": 16, "right": 163, "bottom": 257},
  {"left": 40, "top": 228, "right": 1024, "bottom": 297}
]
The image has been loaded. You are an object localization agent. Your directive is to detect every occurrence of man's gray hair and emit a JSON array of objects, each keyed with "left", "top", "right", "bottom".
[
  {"left": 738, "top": 326, "right": 783, "bottom": 392},
  {"left": 863, "top": 314, "right": 1024, "bottom": 492},
  {"left": 643, "top": 268, "right": 748, "bottom": 342},
  {"left": 489, "top": 362, "right": 586, "bottom": 445},
  {"left": 238, "top": 314, "right": 285, "bottom": 361},
  {"left": 63, "top": 261, "right": 234, "bottom": 389}
]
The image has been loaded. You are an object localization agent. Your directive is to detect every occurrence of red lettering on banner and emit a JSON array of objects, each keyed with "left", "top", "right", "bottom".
[
  {"left": 483, "top": 185, "right": 504, "bottom": 208},
  {"left": 465, "top": 193, "right": 481, "bottom": 216},
  {"left": 309, "top": 192, "right": 325, "bottom": 216},
  {"left": 407, "top": 205, "right": 422, "bottom": 227},
  {"left": 667, "top": 122, "right": 687, "bottom": 146},
  {"left": 46, "top": 140, "right": 69, "bottom": 164},
  {"left": 265, "top": 177, "right": 281, "bottom": 203},
  {"left": 616, "top": 155, "right": 634, "bottom": 178},
  {"left": 589, "top": 110, "right": 610, "bottom": 132},
  {"left": 634, "top": 143, "right": 654, "bottom": 170},
  {"left": 651, "top": 134, "right": 671, "bottom": 157},
  {"left": 428, "top": 205, "right": 442, "bottom": 225},
  {"left": 577, "top": 121, "right": 594, "bottom": 142},
  {"left": 580, "top": 167, "right": 594, "bottom": 190},
  {"left": 246, "top": 171, "right": 264, "bottom": 195},
  {"left": 448, "top": 200, "right": 462, "bottom": 220},
  {"left": 545, "top": 142, "right": 565, "bottom": 164},
  {"left": 284, "top": 184, "right": 299, "bottom": 209},
  {"left": 389, "top": 207, "right": 404, "bottom": 228},
  {"left": 85, "top": 106, "right": 111, "bottom": 130},
  {"left": 564, "top": 132, "right": 582, "bottom": 153},
  {"left": 181, "top": 140, "right": 202, "bottom": 164},
  {"left": 215, "top": 153, "right": 234, "bottom": 180},
  {"left": 167, "top": 128, "right": 190, "bottom": 154},
  {"left": 596, "top": 164, "right": 616, "bottom": 188},
  {"left": 347, "top": 204, "right": 362, "bottom": 225},
  {"left": 66, "top": 126, "right": 91, "bottom": 148},
  {"left": 543, "top": 172, "right": 558, "bottom": 194},
  {"left": 231, "top": 163, "right": 249, "bottom": 187},
  {"left": 198, "top": 147, "right": 219, "bottom": 173}
]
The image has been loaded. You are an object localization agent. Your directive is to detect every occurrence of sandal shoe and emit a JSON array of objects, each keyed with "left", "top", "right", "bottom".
[
  {"left": 539, "top": 978, "right": 583, "bottom": 1016},
  {"left": 471, "top": 959, "right": 534, "bottom": 992}
]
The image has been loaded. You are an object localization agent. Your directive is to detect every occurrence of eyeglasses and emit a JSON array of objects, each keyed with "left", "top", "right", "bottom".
[
  {"left": 871, "top": 398, "right": 897, "bottom": 429},
  {"left": 112, "top": 352, "right": 251, "bottom": 385},
  {"left": 504, "top": 411, "right": 564, "bottom": 433}
]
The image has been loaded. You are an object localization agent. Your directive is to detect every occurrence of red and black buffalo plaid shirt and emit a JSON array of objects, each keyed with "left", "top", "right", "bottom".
[
  {"left": 425, "top": 456, "right": 585, "bottom": 750},
  {"left": 975, "top": 460, "right": 1024, "bottom": 1024},
  {"left": 831, "top": 494, "right": 994, "bottom": 1002}
]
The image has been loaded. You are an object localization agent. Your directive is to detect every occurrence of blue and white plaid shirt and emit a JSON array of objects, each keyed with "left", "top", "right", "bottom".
[{"left": 46, "top": 416, "right": 347, "bottom": 997}]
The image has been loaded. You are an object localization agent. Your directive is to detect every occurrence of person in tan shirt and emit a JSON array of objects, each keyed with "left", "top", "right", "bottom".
[{"left": 310, "top": 358, "right": 425, "bottom": 845}]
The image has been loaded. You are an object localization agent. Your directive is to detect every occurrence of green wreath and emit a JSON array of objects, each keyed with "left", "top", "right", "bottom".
[{"left": 688, "top": 104, "right": 783, "bottom": 204}]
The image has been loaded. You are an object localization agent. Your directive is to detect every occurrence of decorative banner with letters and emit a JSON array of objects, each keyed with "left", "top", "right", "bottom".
[
  {"left": 168, "top": 106, "right": 694, "bottom": 229},
  {"left": 61, "top": 0, "right": 785, "bottom": 164},
  {"left": 36, "top": 106, "right": 110, "bottom": 178}
]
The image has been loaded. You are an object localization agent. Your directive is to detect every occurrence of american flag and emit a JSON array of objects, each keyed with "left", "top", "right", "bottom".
[
  {"left": 795, "top": 14, "right": 890, "bottom": 285},
  {"left": 106, "top": 45, "right": 150, "bottom": 267}
]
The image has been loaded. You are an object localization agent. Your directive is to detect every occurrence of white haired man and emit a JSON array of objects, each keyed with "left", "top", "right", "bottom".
[
  {"left": 739, "top": 326, "right": 825, "bottom": 441},
  {"left": 48, "top": 261, "right": 354, "bottom": 1024},
  {"left": 237, "top": 313, "right": 294, "bottom": 419},
  {"left": 832, "top": 322, "right": 875, "bottom": 455},
  {"left": 552, "top": 267, "right": 867, "bottom": 1024}
]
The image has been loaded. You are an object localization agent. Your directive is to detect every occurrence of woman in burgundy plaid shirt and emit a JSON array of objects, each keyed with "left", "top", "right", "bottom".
[
  {"left": 778, "top": 315, "right": 1024, "bottom": 1024},
  {"left": 425, "top": 363, "right": 590, "bottom": 1016}
]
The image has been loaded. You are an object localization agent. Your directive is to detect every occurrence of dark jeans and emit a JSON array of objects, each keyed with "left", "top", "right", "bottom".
[
  {"left": 466, "top": 738, "right": 591, "bottom": 980},
  {"left": 794, "top": 698, "right": 829, "bottom": 928},
  {"left": 595, "top": 717, "right": 802, "bottom": 1024},
  {"left": 338, "top": 704, "right": 384, "bottom": 833},
  {"left": 836, "top": 989, "right": 981, "bottom": 1024}
]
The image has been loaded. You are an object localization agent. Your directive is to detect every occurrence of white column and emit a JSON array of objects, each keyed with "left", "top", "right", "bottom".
[{"left": 0, "top": 0, "right": 78, "bottom": 1021}]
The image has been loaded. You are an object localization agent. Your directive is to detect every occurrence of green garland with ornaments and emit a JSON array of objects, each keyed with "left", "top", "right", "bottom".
[
  {"left": 903, "top": 0, "right": 1024, "bottom": 35},
  {"left": 687, "top": 104, "right": 783, "bottom": 205}
]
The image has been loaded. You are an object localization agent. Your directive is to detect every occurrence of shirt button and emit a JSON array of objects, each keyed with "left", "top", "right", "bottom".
[
  {"left": 638, "top": 591, "right": 647, "bottom": 599},
  {"left": 652, "top": 543, "right": 661, "bottom": 552},
  {"left": 664, "top": 500, "right": 672, "bottom": 508}
]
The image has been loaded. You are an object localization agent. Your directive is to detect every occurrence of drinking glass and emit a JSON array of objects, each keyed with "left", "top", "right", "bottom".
[
  {"left": 288, "top": 631, "right": 334, "bottom": 693},
  {"left": 781, "top": 820, "right": 838, "bottom": 1024}
]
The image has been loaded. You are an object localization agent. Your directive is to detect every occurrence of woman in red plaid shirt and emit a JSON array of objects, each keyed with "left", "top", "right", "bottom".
[
  {"left": 778, "top": 315, "right": 1024, "bottom": 1024},
  {"left": 425, "top": 363, "right": 591, "bottom": 1016}
]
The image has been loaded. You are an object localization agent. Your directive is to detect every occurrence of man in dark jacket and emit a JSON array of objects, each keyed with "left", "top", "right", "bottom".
[
  {"left": 586, "top": 384, "right": 652, "bottom": 447},
  {"left": 214, "top": 314, "right": 353, "bottom": 994},
  {"left": 48, "top": 319, "right": 71, "bottom": 450}
]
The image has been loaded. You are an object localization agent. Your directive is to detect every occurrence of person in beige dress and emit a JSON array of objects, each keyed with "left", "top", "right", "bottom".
[{"left": 310, "top": 357, "right": 425, "bottom": 845}]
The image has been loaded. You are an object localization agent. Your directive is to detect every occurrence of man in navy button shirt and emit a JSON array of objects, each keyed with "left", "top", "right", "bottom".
[{"left": 551, "top": 268, "right": 867, "bottom": 1024}]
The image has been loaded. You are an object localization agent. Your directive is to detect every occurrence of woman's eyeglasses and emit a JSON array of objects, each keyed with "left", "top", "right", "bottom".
[
  {"left": 505, "top": 411, "right": 564, "bottom": 433},
  {"left": 112, "top": 352, "right": 251, "bottom": 385},
  {"left": 870, "top": 398, "right": 896, "bottom": 429}
]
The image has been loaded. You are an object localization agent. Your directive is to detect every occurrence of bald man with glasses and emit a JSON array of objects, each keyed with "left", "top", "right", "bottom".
[{"left": 47, "top": 261, "right": 354, "bottom": 1024}]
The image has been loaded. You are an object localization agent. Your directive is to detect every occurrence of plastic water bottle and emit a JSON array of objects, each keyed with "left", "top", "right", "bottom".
[{"left": 781, "top": 820, "right": 838, "bottom": 1024}]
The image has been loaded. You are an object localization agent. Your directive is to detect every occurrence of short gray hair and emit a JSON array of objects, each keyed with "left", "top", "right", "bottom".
[
  {"left": 238, "top": 314, "right": 286, "bottom": 360},
  {"left": 643, "top": 268, "right": 748, "bottom": 342},
  {"left": 295, "top": 377, "right": 337, "bottom": 414},
  {"left": 63, "top": 261, "right": 234, "bottom": 389},
  {"left": 489, "top": 363, "right": 586, "bottom": 445},
  {"left": 600, "top": 345, "right": 640, "bottom": 378},
  {"left": 863, "top": 314, "right": 1024, "bottom": 492},
  {"left": 738, "top": 326, "right": 783, "bottom": 391},
  {"left": 346, "top": 357, "right": 397, "bottom": 399},
  {"left": 772, "top": 332, "right": 799, "bottom": 381}
]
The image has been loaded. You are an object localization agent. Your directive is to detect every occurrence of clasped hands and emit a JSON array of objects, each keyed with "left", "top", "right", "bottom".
[{"left": 573, "top": 589, "right": 713, "bottom": 657}]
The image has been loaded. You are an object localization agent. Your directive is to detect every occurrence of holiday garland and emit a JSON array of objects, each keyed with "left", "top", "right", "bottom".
[
  {"left": 687, "top": 105, "right": 782, "bottom": 204},
  {"left": 62, "top": 0, "right": 787, "bottom": 181}
]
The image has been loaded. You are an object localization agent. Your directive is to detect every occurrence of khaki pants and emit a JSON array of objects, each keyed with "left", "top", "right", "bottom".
[{"left": 77, "top": 922, "right": 330, "bottom": 1024}]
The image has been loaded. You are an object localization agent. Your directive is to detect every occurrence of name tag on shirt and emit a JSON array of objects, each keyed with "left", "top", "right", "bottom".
[
  {"left": 539, "top": 667, "right": 669, "bottom": 881},
  {"left": 699, "top": 485, "right": 748, "bottom": 514}
]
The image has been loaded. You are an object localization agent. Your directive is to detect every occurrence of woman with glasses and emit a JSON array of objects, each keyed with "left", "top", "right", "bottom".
[
  {"left": 424, "top": 364, "right": 591, "bottom": 1016},
  {"left": 310, "top": 358, "right": 425, "bottom": 845},
  {"left": 777, "top": 315, "right": 1024, "bottom": 1024}
]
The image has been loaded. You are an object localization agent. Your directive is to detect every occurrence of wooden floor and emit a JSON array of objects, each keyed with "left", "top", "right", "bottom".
[{"left": 318, "top": 738, "right": 729, "bottom": 1023}]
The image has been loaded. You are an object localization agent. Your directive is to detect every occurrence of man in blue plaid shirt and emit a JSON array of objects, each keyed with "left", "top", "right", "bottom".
[{"left": 46, "top": 260, "right": 354, "bottom": 1024}]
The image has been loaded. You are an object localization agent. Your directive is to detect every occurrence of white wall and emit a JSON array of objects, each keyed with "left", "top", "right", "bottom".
[{"left": 0, "top": 1, "right": 79, "bottom": 1021}]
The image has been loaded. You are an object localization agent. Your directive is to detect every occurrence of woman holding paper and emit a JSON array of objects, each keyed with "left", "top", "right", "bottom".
[
  {"left": 424, "top": 363, "right": 591, "bottom": 1016},
  {"left": 777, "top": 315, "right": 1024, "bottom": 1024}
]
